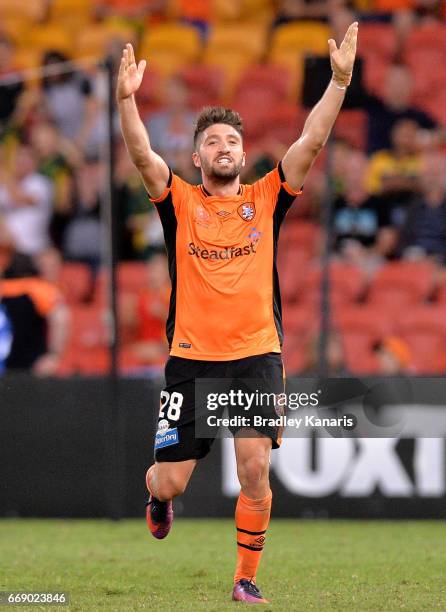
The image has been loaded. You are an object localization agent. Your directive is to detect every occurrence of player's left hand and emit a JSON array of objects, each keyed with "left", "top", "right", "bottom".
[{"left": 328, "top": 21, "right": 358, "bottom": 87}]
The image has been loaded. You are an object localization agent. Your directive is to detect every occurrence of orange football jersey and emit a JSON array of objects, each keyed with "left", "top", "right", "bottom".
[{"left": 150, "top": 163, "right": 300, "bottom": 360}]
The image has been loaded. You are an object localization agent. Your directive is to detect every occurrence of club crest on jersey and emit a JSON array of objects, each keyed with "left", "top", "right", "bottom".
[{"left": 238, "top": 202, "right": 256, "bottom": 221}]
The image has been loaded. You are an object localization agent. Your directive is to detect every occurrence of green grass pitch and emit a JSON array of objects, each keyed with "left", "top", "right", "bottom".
[{"left": 1, "top": 519, "right": 445, "bottom": 611}]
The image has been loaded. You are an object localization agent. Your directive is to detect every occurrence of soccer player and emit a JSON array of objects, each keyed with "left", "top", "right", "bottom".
[{"left": 117, "top": 22, "right": 358, "bottom": 604}]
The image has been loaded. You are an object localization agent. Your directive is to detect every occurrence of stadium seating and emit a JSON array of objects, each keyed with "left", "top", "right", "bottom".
[
  {"left": 94, "top": 262, "right": 149, "bottom": 305},
  {"left": 404, "top": 49, "right": 446, "bottom": 108},
  {"left": 263, "top": 103, "right": 307, "bottom": 146},
  {"left": 212, "top": 0, "right": 274, "bottom": 23},
  {"left": 203, "top": 49, "right": 253, "bottom": 99},
  {"left": 58, "top": 305, "right": 110, "bottom": 375},
  {"left": 28, "top": 25, "right": 76, "bottom": 56},
  {"left": 269, "top": 21, "right": 330, "bottom": 100},
  {"left": 281, "top": 335, "right": 306, "bottom": 373},
  {"left": 362, "top": 56, "right": 390, "bottom": 98},
  {"left": 333, "top": 304, "right": 391, "bottom": 373},
  {"left": 416, "top": 89, "right": 446, "bottom": 125},
  {"left": 301, "top": 262, "right": 367, "bottom": 305},
  {"left": 341, "top": 332, "right": 380, "bottom": 374},
  {"left": 234, "top": 63, "right": 292, "bottom": 105},
  {"left": 267, "top": 49, "right": 303, "bottom": 101},
  {"left": 13, "top": 49, "right": 42, "bottom": 71},
  {"left": 240, "top": 0, "right": 274, "bottom": 22},
  {"left": 270, "top": 22, "right": 331, "bottom": 57},
  {"left": 1, "top": 18, "right": 32, "bottom": 45},
  {"left": 117, "top": 262, "right": 149, "bottom": 293},
  {"left": 139, "top": 23, "right": 202, "bottom": 75},
  {"left": 366, "top": 261, "right": 436, "bottom": 308},
  {"left": 335, "top": 305, "right": 393, "bottom": 339},
  {"left": 280, "top": 221, "right": 322, "bottom": 258},
  {"left": 232, "top": 64, "right": 296, "bottom": 127},
  {"left": 178, "top": 64, "right": 225, "bottom": 110},
  {"left": 76, "top": 23, "right": 137, "bottom": 59},
  {"left": 278, "top": 248, "right": 311, "bottom": 304},
  {"left": 403, "top": 23, "right": 446, "bottom": 58},
  {"left": 59, "top": 263, "right": 93, "bottom": 305},
  {"left": 135, "top": 66, "right": 163, "bottom": 117},
  {"left": 395, "top": 306, "right": 446, "bottom": 373},
  {"left": 333, "top": 110, "right": 367, "bottom": 150},
  {"left": 0, "top": 0, "right": 46, "bottom": 21},
  {"left": 206, "top": 24, "right": 268, "bottom": 63},
  {"left": 50, "top": 0, "right": 93, "bottom": 20},
  {"left": 357, "top": 23, "right": 397, "bottom": 63}
]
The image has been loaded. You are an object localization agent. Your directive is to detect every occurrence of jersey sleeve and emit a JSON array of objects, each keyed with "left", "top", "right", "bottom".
[
  {"left": 149, "top": 169, "right": 191, "bottom": 214},
  {"left": 252, "top": 162, "right": 302, "bottom": 216}
]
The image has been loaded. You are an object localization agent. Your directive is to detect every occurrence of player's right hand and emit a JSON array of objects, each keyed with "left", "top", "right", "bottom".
[{"left": 116, "top": 43, "right": 147, "bottom": 101}]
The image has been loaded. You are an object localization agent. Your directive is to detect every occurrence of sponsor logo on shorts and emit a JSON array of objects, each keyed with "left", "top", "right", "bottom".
[
  {"left": 179, "top": 342, "right": 191, "bottom": 349},
  {"left": 155, "top": 427, "right": 179, "bottom": 450},
  {"left": 238, "top": 202, "right": 256, "bottom": 221},
  {"left": 188, "top": 242, "right": 257, "bottom": 260},
  {"left": 157, "top": 419, "right": 169, "bottom": 433}
]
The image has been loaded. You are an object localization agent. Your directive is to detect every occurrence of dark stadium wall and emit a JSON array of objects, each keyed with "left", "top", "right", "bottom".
[{"left": 1, "top": 375, "right": 445, "bottom": 519}]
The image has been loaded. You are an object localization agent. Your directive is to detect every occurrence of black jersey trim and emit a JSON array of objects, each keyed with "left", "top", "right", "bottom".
[
  {"left": 272, "top": 171, "right": 300, "bottom": 347},
  {"left": 153, "top": 185, "right": 177, "bottom": 347}
]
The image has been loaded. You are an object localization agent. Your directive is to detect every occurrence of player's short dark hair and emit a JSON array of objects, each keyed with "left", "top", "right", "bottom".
[{"left": 194, "top": 106, "right": 243, "bottom": 147}]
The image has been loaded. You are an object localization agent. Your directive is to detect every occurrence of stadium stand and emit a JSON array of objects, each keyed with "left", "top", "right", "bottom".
[{"left": 1, "top": 0, "right": 446, "bottom": 376}]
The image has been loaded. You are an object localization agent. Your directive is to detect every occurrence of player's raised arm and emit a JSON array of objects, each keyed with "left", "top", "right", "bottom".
[
  {"left": 116, "top": 43, "right": 170, "bottom": 198},
  {"left": 281, "top": 22, "right": 358, "bottom": 191}
]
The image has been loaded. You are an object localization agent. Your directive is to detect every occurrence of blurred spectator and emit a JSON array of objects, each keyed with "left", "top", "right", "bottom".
[
  {"left": 40, "top": 51, "right": 100, "bottom": 152},
  {"left": 400, "top": 153, "right": 446, "bottom": 263},
  {"left": 0, "top": 252, "right": 69, "bottom": 375},
  {"left": 365, "top": 64, "right": 437, "bottom": 154},
  {"left": 62, "top": 158, "right": 104, "bottom": 269},
  {"left": 365, "top": 119, "right": 421, "bottom": 231},
  {"left": 332, "top": 189, "right": 394, "bottom": 262},
  {"left": 122, "top": 254, "right": 169, "bottom": 369},
  {"left": 145, "top": 76, "right": 198, "bottom": 182},
  {"left": 115, "top": 144, "right": 164, "bottom": 259},
  {"left": 375, "top": 336, "right": 412, "bottom": 375},
  {"left": 0, "top": 144, "right": 53, "bottom": 255},
  {"left": 0, "top": 35, "right": 23, "bottom": 135},
  {"left": 29, "top": 120, "right": 79, "bottom": 247}
]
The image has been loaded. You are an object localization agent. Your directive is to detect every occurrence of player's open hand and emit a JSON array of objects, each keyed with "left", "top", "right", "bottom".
[
  {"left": 116, "top": 43, "right": 147, "bottom": 101},
  {"left": 328, "top": 22, "right": 358, "bottom": 87}
]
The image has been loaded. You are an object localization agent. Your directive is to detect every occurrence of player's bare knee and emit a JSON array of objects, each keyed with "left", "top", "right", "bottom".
[{"left": 238, "top": 455, "right": 270, "bottom": 491}]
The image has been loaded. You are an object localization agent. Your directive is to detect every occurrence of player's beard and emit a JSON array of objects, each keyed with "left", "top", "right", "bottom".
[{"left": 200, "top": 156, "right": 243, "bottom": 181}]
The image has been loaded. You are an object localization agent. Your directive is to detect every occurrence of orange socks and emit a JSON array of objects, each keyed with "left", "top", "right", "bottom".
[{"left": 234, "top": 490, "right": 272, "bottom": 584}]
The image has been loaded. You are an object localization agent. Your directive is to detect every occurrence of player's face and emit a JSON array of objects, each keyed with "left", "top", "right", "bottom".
[{"left": 193, "top": 124, "right": 245, "bottom": 180}]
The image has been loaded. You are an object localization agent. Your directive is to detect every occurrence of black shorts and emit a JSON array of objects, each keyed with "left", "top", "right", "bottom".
[{"left": 154, "top": 352, "right": 285, "bottom": 462}]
